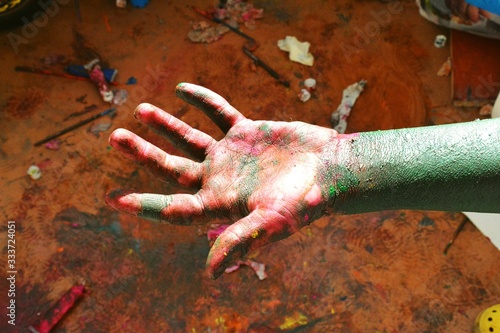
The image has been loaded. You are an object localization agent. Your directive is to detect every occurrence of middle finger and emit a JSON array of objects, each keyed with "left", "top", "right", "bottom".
[{"left": 109, "top": 128, "right": 203, "bottom": 188}]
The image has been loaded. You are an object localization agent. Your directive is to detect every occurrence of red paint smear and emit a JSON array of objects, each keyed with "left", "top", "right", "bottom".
[{"left": 31, "top": 285, "right": 85, "bottom": 333}]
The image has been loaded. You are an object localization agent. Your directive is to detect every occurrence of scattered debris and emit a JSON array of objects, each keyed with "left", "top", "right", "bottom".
[
  {"left": 434, "top": 34, "right": 447, "bottom": 48},
  {"left": 214, "top": 0, "right": 264, "bottom": 30},
  {"left": 242, "top": 47, "right": 290, "bottom": 87},
  {"left": 66, "top": 64, "right": 118, "bottom": 83},
  {"left": 479, "top": 104, "right": 493, "bottom": 116},
  {"left": 34, "top": 108, "right": 116, "bottom": 146},
  {"left": 15, "top": 66, "right": 92, "bottom": 83},
  {"left": 42, "top": 54, "right": 67, "bottom": 66},
  {"left": 298, "top": 89, "right": 311, "bottom": 102},
  {"left": 194, "top": 6, "right": 257, "bottom": 47},
  {"left": 44, "top": 140, "right": 60, "bottom": 150},
  {"left": 249, "top": 313, "right": 333, "bottom": 332},
  {"left": 304, "top": 77, "right": 316, "bottom": 91},
  {"left": 443, "top": 216, "right": 469, "bottom": 255},
  {"left": 64, "top": 104, "right": 97, "bottom": 121},
  {"left": 225, "top": 259, "right": 267, "bottom": 280},
  {"left": 28, "top": 285, "right": 85, "bottom": 333},
  {"left": 27, "top": 165, "right": 42, "bottom": 180},
  {"left": 277, "top": 36, "right": 314, "bottom": 66},
  {"left": 279, "top": 312, "right": 309, "bottom": 330},
  {"left": 84, "top": 59, "right": 114, "bottom": 102},
  {"left": 331, "top": 80, "right": 367, "bottom": 133},
  {"left": 437, "top": 57, "right": 452, "bottom": 76},
  {"left": 116, "top": 0, "right": 149, "bottom": 8},
  {"left": 187, "top": 21, "right": 230, "bottom": 43},
  {"left": 191, "top": 1, "right": 262, "bottom": 45},
  {"left": 298, "top": 78, "right": 316, "bottom": 102},
  {"left": 130, "top": 0, "right": 149, "bottom": 8},
  {"left": 75, "top": 95, "right": 87, "bottom": 103},
  {"left": 89, "top": 122, "right": 112, "bottom": 137},
  {"left": 126, "top": 76, "right": 137, "bottom": 85},
  {"left": 112, "top": 89, "right": 128, "bottom": 106},
  {"left": 103, "top": 14, "right": 112, "bottom": 32}
]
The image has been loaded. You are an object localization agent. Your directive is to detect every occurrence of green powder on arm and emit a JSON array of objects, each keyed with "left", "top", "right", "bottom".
[{"left": 327, "top": 118, "right": 500, "bottom": 214}]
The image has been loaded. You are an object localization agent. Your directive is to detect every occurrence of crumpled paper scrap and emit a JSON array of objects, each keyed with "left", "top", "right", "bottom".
[
  {"left": 331, "top": 80, "right": 367, "bottom": 133},
  {"left": 188, "top": 21, "right": 230, "bottom": 43},
  {"left": 437, "top": 57, "right": 451, "bottom": 77},
  {"left": 277, "top": 36, "right": 314, "bottom": 66},
  {"left": 89, "top": 122, "right": 112, "bottom": 138}
]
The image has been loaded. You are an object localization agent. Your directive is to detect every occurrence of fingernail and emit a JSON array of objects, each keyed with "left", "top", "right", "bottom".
[
  {"left": 134, "top": 103, "right": 154, "bottom": 119},
  {"left": 209, "top": 266, "right": 225, "bottom": 280}
]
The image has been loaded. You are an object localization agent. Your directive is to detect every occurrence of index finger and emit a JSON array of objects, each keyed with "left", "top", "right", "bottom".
[{"left": 176, "top": 83, "right": 246, "bottom": 134}]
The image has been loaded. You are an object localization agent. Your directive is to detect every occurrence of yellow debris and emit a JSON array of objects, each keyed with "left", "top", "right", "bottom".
[{"left": 279, "top": 312, "right": 308, "bottom": 330}]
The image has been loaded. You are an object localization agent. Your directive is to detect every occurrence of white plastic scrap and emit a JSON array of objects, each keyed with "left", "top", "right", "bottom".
[
  {"left": 27, "top": 165, "right": 41, "bottom": 180},
  {"left": 298, "top": 89, "right": 311, "bottom": 102},
  {"left": 304, "top": 78, "right": 316, "bottom": 90},
  {"left": 331, "top": 80, "right": 367, "bottom": 133},
  {"left": 277, "top": 36, "right": 314, "bottom": 66}
]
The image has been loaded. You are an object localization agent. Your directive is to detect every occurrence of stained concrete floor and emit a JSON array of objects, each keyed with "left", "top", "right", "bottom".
[{"left": 0, "top": 0, "right": 499, "bottom": 332}]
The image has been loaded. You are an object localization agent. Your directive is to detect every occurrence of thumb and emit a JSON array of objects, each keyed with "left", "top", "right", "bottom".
[{"left": 206, "top": 208, "right": 299, "bottom": 279}]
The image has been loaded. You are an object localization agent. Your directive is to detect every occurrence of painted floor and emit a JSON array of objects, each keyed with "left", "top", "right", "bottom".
[{"left": 0, "top": 0, "right": 499, "bottom": 332}]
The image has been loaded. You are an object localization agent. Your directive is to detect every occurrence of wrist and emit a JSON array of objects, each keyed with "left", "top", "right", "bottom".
[{"left": 316, "top": 132, "right": 360, "bottom": 216}]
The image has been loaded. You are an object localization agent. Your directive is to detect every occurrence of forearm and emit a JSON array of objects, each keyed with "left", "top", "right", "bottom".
[{"left": 327, "top": 118, "right": 500, "bottom": 214}]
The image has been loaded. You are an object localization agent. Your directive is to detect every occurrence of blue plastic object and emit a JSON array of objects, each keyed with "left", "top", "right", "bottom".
[
  {"left": 130, "top": 0, "right": 149, "bottom": 8},
  {"left": 467, "top": 0, "right": 500, "bottom": 15},
  {"left": 126, "top": 77, "right": 138, "bottom": 85}
]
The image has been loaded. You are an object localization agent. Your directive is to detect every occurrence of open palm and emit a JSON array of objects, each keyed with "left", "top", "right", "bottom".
[{"left": 106, "top": 83, "right": 339, "bottom": 278}]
